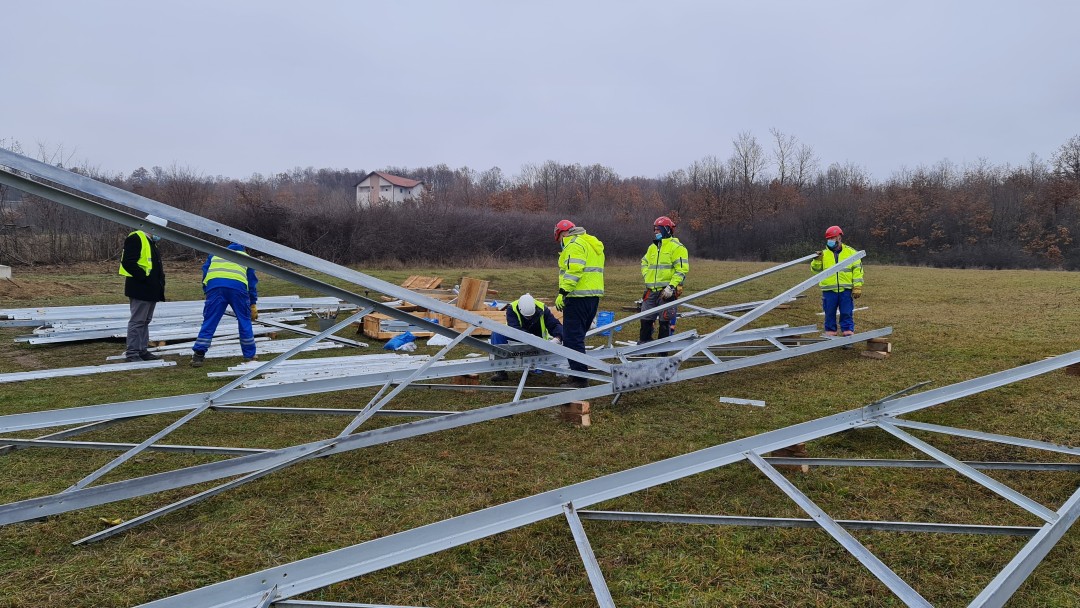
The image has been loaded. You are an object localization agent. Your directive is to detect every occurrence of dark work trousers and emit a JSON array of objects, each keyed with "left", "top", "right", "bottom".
[
  {"left": 822, "top": 289, "right": 855, "bottom": 333},
  {"left": 562, "top": 296, "right": 599, "bottom": 373},
  {"left": 126, "top": 298, "right": 157, "bottom": 357},
  {"left": 638, "top": 289, "right": 676, "bottom": 343}
]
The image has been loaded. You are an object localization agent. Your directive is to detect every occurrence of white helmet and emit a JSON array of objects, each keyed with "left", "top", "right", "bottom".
[
  {"left": 145, "top": 214, "right": 168, "bottom": 228},
  {"left": 517, "top": 293, "right": 536, "bottom": 317}
]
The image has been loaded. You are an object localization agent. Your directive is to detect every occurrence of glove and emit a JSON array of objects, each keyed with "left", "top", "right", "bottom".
[
  {"left": 250, "top": 304, "right": 259, "bottom": 320},
  {"left": 852, "top": 287, "right": 862, "bottom": 299},
  {"left": 549, "top": 336, "right": 562, "bottom": 345},
  {"left": 661, "top": 285, "right": 674, "bottom": 300},
  {"left": 813, "top": 251, "right": 824, "bottom": 262},
  {"left": 555, "top": 293, "right": 565, "bottom": 311}
]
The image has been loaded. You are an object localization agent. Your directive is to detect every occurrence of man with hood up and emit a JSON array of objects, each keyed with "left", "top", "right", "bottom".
[
  {"left": 552, "top": 220, "right": 605, "bottom": 389},
  {"left": 190, "top": 243, "right": 259, "bottom": 367}
]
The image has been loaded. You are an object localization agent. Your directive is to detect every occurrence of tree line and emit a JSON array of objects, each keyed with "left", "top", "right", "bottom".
[{"left": 2, "top": 132, "right": 1079, "bottom": 270}]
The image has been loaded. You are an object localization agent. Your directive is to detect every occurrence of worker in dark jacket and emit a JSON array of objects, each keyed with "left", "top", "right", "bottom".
[
  {"left": 190, "top": 243, "right": 259, "bottom": 367},
  {"left": 119, "top": 215, "right": 168, "bottom": 362},
  {"left": 491, "top": 293, "right": 564, "bottom": 382}
]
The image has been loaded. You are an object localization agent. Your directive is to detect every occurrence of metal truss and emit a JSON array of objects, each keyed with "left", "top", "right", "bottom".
[
  {"left": 0, "top": 147, "right": 891, "bottom": 539},
  {"left": 131, "top": 351, "right": 1080, "bottom": 608}
]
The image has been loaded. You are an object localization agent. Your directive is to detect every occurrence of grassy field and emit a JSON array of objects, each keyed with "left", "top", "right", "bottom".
[{"left": 0, "top": 259, "right": 1078, "bottom": 608}]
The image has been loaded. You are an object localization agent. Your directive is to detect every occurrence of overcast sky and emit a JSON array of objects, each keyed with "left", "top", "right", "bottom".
[{"left": 3, "top": 1, "right": 1078, "bottom": 182}]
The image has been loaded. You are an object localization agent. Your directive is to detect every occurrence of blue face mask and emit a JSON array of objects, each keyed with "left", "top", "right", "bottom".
[
  {"left": 826, "top": 239, "right": 836, "bottom": 248},
  {"left": 654, "top": 231, "right": 663, "bottom": 241}
]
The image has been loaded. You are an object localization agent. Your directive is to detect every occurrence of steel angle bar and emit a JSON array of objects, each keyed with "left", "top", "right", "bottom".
[
  {"left": 876, "top": 422, "right": 1059, "bottom": 523},
  {"left": 884, "top": 419, "right": 1080, "bottom": 457},
  {"left": 242, "top": 314, "right": 367, "bottom": 348},
  {"left": 0, "top": 417, "right": 139, "bottom": 456},
  {"left": 681, "top": 303, "right": 740, "bottom": 320},
  {"left": 671, "top": 251, "right": 866, "bottom": 364},
  {"left": 130, "top": 354, "right": 1080, "bottom": 608},
  {"left": 513, "top": 365, "right": 531, "bottom": 402},
  {"left": 0, "top": 438, "right": 263, "bottom": 456},
  {"left": 563, "top": 503, "right": 617, "bottom": 608},
  {"left": 576, "top": 510, "right": 1040, "bottom": 536},
  {"left": 207, "top": 309, "right": 372, "bottom": 404},
  {"left": 208, "top": 405, "right": 457, "bottom": 417},
  {"left": 0, "top": 332, "right": 893, "bottom": 525},
  {"left": 74, "top": 443, "right": 337, "bottom": 545},
  {"left": 0, "top": 359, "right": 175, "bottom": 383},
  {"left": 968, "top": 486, "right": 1080, "bottom": 608},
  {"left": 588, "top": 254, "right": 817, "bottom": 336},
  {"left": 0, "top": 151, "right": 607, "bottom": 372},
  {"left": 338, "top": 328, "right": 476, "bottom": 437},
  {"left": 64, "top": 400, "right": 217, "bottom": 492},
  {"left": 746, "top": 451, "right": 933, "bottom": 607},
  {"left": 762, "top": 457, "right": 1080, "bottom": 473},
  {"left": 275, "top": 602, "right": 432, "bottom": 608}
]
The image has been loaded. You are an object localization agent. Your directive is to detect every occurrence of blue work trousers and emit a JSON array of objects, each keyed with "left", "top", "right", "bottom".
[
  {"left": 562, "top": 296, "right": 599, "bottom": 373},
  {"left": 193, "top": 286, "right": 256, "bottom": 358},
  {"left": 822, "top": 289, "right": 855, "bottom": 333}
]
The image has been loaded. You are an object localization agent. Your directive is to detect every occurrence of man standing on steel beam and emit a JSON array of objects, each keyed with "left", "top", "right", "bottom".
[
  {"left": 811, "top": 225, "right": 863, "bottom": 337},
  {"left": 119, "top": 214, "right": 168, "bottom": 362},
  {"left": 639, "top": 215, "right": 689, "bottom": 344},
  {"left": 190, "top": 243, "right": 259, "bottom": 367},
  {"left": 553, "top": 220, "right": 605, "bottom": 389}
]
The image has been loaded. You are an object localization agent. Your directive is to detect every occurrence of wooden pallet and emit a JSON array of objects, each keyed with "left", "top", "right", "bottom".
[
  {"left": 401, "top": 276, "right": 443, "bottom": 289},
  {"left": 360, "top": 312, "right": 437, "bottom": 339}
]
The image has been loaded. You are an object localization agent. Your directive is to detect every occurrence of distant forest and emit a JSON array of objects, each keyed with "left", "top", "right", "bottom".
[{"left": 2, "top": 131, "right": 1080, "bottom": 270}]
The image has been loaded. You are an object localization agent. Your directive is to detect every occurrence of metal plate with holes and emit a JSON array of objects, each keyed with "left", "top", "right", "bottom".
[{"left": 611, "top": 357, "right": 680, "bottom": 392}]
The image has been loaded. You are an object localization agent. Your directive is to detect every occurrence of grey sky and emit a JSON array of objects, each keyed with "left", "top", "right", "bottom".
[{"left": 3, "top": 1, "right": 1078, "bottom": 181}]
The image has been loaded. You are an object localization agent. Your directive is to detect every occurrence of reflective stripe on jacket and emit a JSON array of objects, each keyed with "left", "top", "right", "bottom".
[
  {"left": 203, "top": 251, "right": 251, "bottom": 288},
  {"left": 558, "top": 231, "right": 605, "bottom": 297},
  {"left": 511, "top": 300, "right": 551, "bottom": 339},
  {"left": 810, "top": 244, "right": 864, "bottom": 291},
  {"left": 641, "top": 237, "right": 689, "bottom": 290},
  {"left": 118, "top": 231, "right": 152, "bottom": 277}
]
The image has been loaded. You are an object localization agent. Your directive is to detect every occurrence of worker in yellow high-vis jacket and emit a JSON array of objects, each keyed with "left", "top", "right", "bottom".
[
  {"left": 553, "top": 219, "right": 605, "bottom": 389},
  {"left": 639, "top": 215, "right": 689, "bottom": 343},
  {"left": 811, "top": 225, "right": 863, "bottom": 337},
  {"left": 118, "top": 214, "right": 168, "bottom": 362},
  {"left": 191, "top": 243, "right": 259, "bottom": 367}
]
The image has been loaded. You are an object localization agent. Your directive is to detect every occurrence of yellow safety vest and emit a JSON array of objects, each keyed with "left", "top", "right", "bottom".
[
  {"left": 810, "top": 244, "right": 864, "bottom": 291},
  {"left": 118, "top": 231, "right": 152, "bottom": 278},
  {"left": 203, "top": 251, "right": 251, "bottom": 287},
  {"left": 641, "top": 237, "right": 689, "bottom": 290},
  {"left": 558, "top": 232, "right": 605, "bottom": 297},
  {"left": 511, "top": 300, "right": 551, "bottom": 339}
]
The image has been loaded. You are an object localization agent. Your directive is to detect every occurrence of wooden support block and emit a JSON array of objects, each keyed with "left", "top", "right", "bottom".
[
  {"left": 769, "top": 443, "right": 809, "bottom": 472},
  {"left": 1066, "top": 363, "right": 1080, "bottom": 376},
  {"left": 560, "top": 401, "right": 590, "bottom": 415},
  {"left": 452, "top": 374, "right": 480, "bottom": 386},
  {"left": 866, "top": 340, "right": 892, "bottom": 353},
  {"left": 457, "top": 277, "right": 490, "bottom": 311},
  {"left": 861, "top": 350, "right": 890, "bottom": 360},
  {"left": 560, "top": 411, "right": 591, "bottom": 426}
]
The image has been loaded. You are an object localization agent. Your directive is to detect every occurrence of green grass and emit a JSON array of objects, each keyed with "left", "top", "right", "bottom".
[{"left": 0, "top": 260, "right": 1079, "bottom": 607}]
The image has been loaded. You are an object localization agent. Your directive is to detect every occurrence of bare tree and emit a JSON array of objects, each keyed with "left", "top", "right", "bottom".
[{"left": 1051, "top": 135, "right": 1080, "bottom": 183}]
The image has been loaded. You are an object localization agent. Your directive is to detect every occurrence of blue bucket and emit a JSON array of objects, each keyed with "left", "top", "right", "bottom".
[{"left": 596, "top": 310, "right": 619, "bottom": 336}]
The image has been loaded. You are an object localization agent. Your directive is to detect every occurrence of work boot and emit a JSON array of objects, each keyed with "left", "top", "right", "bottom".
[
  {"left": 841, "top": 330, "right": 854, "bottom": 337},
  {"left": 559, "top": 376, "right": 588, "bottom": 389},
  {"left": 490, "top": 371, "right": 509, "bottom": 382},
  {"left": 190, "top": 351, "right": 206, "bottom": 368},
  {"left": 124, "top": 353, "right": 142, "bottom": 363},
  {"left": 243, "top": 356, "right": 259, "bottom": 363},
  {"left": 822, "top": 330, "right": 837, "bottom": 338},
  {"left": 138, "top": 350, "right": 162, "bottom": 361}
]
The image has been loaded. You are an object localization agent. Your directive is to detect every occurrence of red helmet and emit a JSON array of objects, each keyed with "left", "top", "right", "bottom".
[
  {"left": 825, "top": 225, "right": 843, "bottom": 239},
  {"left": 654, "top": 216, "right": 676, "bottom": 228},
  {"left": 554, "top": 219, "right": 575, "bottom": 241}
]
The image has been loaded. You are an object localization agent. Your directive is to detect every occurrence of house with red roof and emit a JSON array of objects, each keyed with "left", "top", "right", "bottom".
[{"left": 354, "top": 171, "right": 425, "bottom": 207}]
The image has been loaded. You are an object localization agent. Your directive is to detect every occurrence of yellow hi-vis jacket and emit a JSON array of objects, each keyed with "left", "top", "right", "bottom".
[
  {"left": 641, "top": 237, "right": 689, "bottom": 290},
  {"left": 511, "top": 300, "right": 552, "bottom": 339},
  {"left": 558, "top": 231, "right": 605, "bottom": 297},
  {"left": 203, "top": 251, "right": 251, "bottom": 288},
  {"left": 118, "top": 231, "right": 152, "bottom": 277},
  {"left": 810, "top": 244, "right": 864, "bottom": 291}
]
